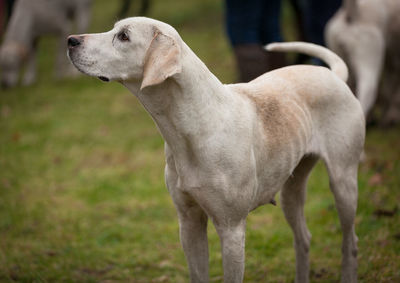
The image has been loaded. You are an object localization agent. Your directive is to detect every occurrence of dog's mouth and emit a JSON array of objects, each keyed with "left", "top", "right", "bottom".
[
  {"left": 98, "top": 76, "right": 110, "bottom": 82},
  {"left": 68, "top": 51, "right": 111, "bottom": 83}
]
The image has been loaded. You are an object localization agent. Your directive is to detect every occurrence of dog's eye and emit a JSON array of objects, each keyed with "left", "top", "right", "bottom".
[{"left": 117, "top": 31, "right": 129, "bottom": 42}]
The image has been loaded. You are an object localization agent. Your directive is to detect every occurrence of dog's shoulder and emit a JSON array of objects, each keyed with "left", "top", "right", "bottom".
[{"left": 226, "top": 75, "right": 312, "bottom": 150}]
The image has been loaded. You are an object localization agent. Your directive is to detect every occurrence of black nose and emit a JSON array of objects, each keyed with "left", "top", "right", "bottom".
[{"left": 68, "top": 36, "right": 81, "bottom": 47}]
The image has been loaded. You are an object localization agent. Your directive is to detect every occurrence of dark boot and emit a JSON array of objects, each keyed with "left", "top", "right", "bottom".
[{"left": 233, "top": 44, "right": 286, "bottom": 82}]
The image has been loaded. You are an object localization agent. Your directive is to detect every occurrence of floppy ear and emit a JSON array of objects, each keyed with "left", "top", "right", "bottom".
[{"left": 140, "top": 31, "right": 182, "bottom": 90}]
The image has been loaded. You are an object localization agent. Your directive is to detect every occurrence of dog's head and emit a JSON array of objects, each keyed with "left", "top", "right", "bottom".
[{"left": 67, "top": 17, "right": 182, "bottom": 90}]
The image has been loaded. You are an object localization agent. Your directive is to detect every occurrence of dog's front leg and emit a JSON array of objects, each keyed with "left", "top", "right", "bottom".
[
  {"left": 215, "top": 220, "right": 247, "bottom": 283},
  {"left": 169, "top": 191, "right": 209, "bottom": 282},
  {"left": 165, "top": 159, "right": 209, "bottom": 283},
  {"left": 177, "top": 204, "right": 209, "bottom": 283}
]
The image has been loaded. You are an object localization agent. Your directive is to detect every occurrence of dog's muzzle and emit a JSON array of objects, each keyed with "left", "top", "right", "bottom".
[{"left": 67, "top": 35, "right": 110, "bottom": 82}]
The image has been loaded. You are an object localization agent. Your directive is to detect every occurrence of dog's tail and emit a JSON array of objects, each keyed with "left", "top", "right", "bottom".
[{"left": 265, "top": 41, "right": 348, "bottom": 82}]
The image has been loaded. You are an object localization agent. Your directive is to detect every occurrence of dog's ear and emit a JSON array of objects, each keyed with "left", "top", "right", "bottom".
[{"left": 140, "top": 31, "right": 182, "bottom": 90}]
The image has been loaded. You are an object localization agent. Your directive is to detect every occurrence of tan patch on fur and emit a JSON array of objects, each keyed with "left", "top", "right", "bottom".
[
  {"left": 251, "top": 95, "right": 284, "bottom": 135},
  {"left": 234, "top": 83, "right": 310, "bottom": 155}
]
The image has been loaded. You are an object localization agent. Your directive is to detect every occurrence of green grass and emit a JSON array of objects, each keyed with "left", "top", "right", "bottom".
[{"left": 1, "top": 0, "right": 399, "bottom": 282}]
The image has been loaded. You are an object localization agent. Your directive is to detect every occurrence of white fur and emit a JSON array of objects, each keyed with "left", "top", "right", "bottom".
[
  {"left": 68, "top": 17, "right": 365, "bottom": 283},
  {"left": 325, "top": 0, "right": 400, "bottom": 125}
]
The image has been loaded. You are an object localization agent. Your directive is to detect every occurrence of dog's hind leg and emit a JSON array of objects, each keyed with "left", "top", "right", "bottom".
[
  {"left": 323, "top": 152, "right": 360, "bottom": 283},
  {"left": 281, "top": 155, "right": 319, "bottom": 283}
]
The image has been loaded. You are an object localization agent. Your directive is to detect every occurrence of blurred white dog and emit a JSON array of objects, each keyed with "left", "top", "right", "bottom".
[
  {"left": 326, "top": 0, "right": 400, "bottom": 125},
  {"left": 68, "top": 17, "right": 365, "bottom": 283},
  {"left": 0, "top": 0, "right": 92, "bottom": 88}
]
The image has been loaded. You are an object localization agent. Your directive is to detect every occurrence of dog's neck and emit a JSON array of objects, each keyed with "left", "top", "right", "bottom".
[{"left": 122, "top": 43, "right": 245, "bottom": 159}]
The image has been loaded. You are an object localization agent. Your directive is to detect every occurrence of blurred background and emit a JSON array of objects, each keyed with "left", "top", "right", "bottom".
[{"left": 0, "top": 0, "right": 399, "bottom": 282}]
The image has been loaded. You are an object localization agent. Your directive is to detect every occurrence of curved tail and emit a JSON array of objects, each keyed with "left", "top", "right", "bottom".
[{"left": 265, "top": 41, "right": 348, "bottom": 82}]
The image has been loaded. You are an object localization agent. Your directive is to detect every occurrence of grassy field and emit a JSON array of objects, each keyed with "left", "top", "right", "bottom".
[{"left": 1, "top": 0, "right": 399, "bottom": 282}]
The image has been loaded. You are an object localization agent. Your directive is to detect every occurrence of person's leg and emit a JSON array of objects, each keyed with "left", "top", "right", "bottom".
[
  {"left": 288, "top": 0, "right": 310, "bottom": 64},
  {"left": 1, "top": 0, "right": 15, "bottom": 36},
  {"left": 260, "top": 0, "right": 283, "bottom": 44},
  {"left": 225, "top": 0, "right": 264, "bottom": 46},
  {"left": 298, "top": 0, "right": 341, "bottom": 66},
  {"left": 225, "top": 0, "right": 284, "bottom": 82},
  {"left": 260, "top": 0, "right": 287, "bottom": 71},
  {"left": 6, "top": 0, "right": 13, "bottom": 20},
  {"left": 303, "top": 0, "right": 342, "bottom": 46}
]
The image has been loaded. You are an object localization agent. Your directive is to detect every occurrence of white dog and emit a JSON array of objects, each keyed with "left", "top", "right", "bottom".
[
  {"left": 68, "top": 17, "right": 365, "bottom": 283},
  {"left": 325, "top": 0, "right": 400, "bottom": 125},
  {"left": 0, "top": 0, "right": 92, "bottom": 88}
]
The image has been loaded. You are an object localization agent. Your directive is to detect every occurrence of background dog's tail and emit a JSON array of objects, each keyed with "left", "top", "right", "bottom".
[{"left": 265, "top": 41, "right": 349, "bottom": 82}]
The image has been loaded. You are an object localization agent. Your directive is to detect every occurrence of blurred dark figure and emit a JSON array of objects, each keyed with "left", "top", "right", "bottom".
[
  {"left": 118, "top": 0, "right": 150, "bottom": 19},
  {"left": 225, "top": 0, "right": 285, "bottom": 82},
  {"left": 225, "top": 0, "right": 341, "bottom": 82},
  {"left": 0, "top": 0, "right": 15, "bottom": 37},
  {"left": 0, "top": 0, "right": 3, "bottom": 36},
  {"left": 0, "top": 0, "right": 92, "bottom": 88},
  {"left": 295, "top": 0, "right": 342, "bottom": 65},
  {"left": 302, "top": 0, "right": 342, "bottom": 46}
]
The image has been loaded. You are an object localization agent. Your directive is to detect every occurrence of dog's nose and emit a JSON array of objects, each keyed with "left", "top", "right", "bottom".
[{"left": 67, "top": 36, "right": 82, "bottom": 47}]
